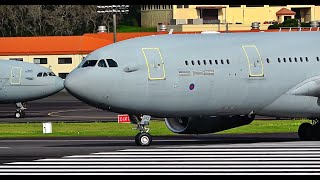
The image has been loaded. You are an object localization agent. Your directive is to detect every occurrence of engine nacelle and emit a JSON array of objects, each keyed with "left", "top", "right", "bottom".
[{"left": 164, "top": 115, "right": 254, "bottom": 134}]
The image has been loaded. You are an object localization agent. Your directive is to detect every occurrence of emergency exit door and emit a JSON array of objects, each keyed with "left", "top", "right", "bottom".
[
  {"left": 142, "top": 48, "right": 166, "bottom": 80},
  {"left": 10, "top": 67, "right": 22, "bottom": 84},
  {"left": 242, "top": 45, "right": 264, "bottom": 77}
]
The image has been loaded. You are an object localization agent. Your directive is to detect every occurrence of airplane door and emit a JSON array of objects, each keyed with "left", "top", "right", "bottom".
[
  {"left": 242, "top": 45, "right": 264, "bottom": 77},
  {"left": 10, "top": 67, "right": 22, "bottom": 85},
  {"left": 142, "top": 48, "right": 166, "bottom": 80}
]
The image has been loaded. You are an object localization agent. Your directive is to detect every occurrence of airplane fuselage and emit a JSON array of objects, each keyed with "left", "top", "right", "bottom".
[
  {"left": 65, "top": 32, "right": 320, "bottom": 119},
  {"left": 0, "top": 60, "right": 64, "bottom": 103}
]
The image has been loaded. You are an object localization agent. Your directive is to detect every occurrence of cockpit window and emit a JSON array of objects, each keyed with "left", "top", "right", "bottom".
[
  {"left": 98, "top": 59, "right": 107, "bottom": 67},
  {"left": 43, "top": 72, "right": 48, "bottom": 77},
  {"left": 106, "top": 59, "right": 118, "bottom": 67},
  {"left": 37, "top": 72, "right": 42, "bottom": 77},
  {"left": 48, "top": 72, "right": 56, "bottom": 76},
  {"left": 82, "top": 60, "right": 98, "bottom": 67}
]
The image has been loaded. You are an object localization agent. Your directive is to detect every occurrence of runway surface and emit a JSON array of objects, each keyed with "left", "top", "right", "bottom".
[
  {"left": 0, "top": 91, "right": 285, "bottom": 123},
  {"left": 0, "top": 91, "right": 119, "bottom": 122},
  {"left": 0, "top": 133, "right": 319, "bottom": 175}
]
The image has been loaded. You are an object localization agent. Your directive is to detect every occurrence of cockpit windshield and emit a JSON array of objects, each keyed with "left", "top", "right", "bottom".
[
  {"left": 37, "top": 72, "right": 56, "bottom": 77},
  {"left": 48, "top": 72, "right": 56, "bottom": 76},
  {"left": 98, "top": 59, "right": 107, "bottom": 67},
  {"left": 82, "top": 60, "right": 98, "bottom": 68}
]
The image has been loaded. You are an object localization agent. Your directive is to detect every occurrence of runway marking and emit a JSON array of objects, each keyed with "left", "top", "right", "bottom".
[
  {"left": 0, "top": 139, "right": 199, "bottom": 142},
  {"left": 117, "top": 148, "right": 320, "bottom": 152},
  {"left": 61, "top": 153, "right": 320, "bottom": 158},
  {"left": 47, "top": 108, "right": 117, "bottom": 119},
  {"left": 9, "top": 161, "right": 320, "bottom": 165},
  {"left": 33, "top": 157, "right": 320, "bottom": 161},
  {"left": 2, "top": 165, "right": 320, "bottom": 168},
  {"left": 0, "top": 147, "right": 9, "bottom": 149},
  {"left": 2, "top": 141, "right": 320, "bottom": 175},
  {"left": 0, "top": 173, "right": 318, "bottom": 175}
]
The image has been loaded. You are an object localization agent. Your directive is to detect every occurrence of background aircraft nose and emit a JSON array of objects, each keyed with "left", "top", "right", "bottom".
[
  {"left": 64, "top": 70, "right": 85, "bottom": 97},
  {"left": 55, "top": 77, "right": 65, "bottom": 92}
]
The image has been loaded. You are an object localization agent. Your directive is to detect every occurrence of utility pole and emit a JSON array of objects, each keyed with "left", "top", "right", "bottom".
[{"left": 97, "top": 5, "right": 130, "bottom": 43}]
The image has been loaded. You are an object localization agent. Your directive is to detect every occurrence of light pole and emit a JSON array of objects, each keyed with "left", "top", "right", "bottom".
[{"left": 97, "top": 5, "right": 130, "bottom": 43}]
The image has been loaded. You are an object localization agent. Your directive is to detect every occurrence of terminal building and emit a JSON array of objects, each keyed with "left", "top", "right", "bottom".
[
  {"left": 0, "top": 31, "right": 166, "bottom": 79},
  {"left": 141, "top": 5, "right": 320, "bottom": 31}
]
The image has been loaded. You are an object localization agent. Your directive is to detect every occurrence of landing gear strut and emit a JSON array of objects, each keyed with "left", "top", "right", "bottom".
[
  {"left": 130, "top": 115, "right": 152, "bottom": 146},
  {"left": 298, "top": 119, "right": 320, "bottom": 141},
  {"left": 15, "top": 102, "right": 26, "bottom": 118}
]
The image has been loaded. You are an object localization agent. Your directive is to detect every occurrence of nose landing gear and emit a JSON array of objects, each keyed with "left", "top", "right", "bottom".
[
  {"left": 15, "top": 102, "right": 26, "bottom": 118},
  {"left": 130, "top": 115, "right": 152, "bottom": 146}
]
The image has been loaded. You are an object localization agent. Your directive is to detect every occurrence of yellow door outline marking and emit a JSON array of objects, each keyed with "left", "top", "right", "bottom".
[
  {"left": 241, "top": 45, "right": 264, "bottom": 77},
  {"left": 142, "top": 48, "right": 166, "bottom": 80},
  {"left": 10, "top": 67, "right": 22, "bottom": 85}
]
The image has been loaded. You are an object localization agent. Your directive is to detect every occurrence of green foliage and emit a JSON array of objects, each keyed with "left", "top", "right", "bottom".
[
  {"left": 0, "top": 5, "right": 143, "bottom": 37},
  {"left": 268, "top": 18, "right": 310, "bottom": 29}
]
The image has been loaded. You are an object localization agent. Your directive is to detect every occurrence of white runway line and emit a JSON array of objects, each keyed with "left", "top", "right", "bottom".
[
  {"left": 2, "top": 141, "right": 320, "bottom": 174},
  {"left": 33, "top": 158, "right": 320, "bottom": 161},
  {"left": 8, "top": 161, "right": 320, "bottom": 165},
  {"left": 85, "top": 151, "right": 320, "bottom": 156},
  {"left": 0, "top": 147, "right": 9, "bottom": 149},
  {"left": 2, "top": 165, "right": 320, "bottom": 168},
  {"left": 118, "top": 148, "right": 320, "bottom": 152},
  {"left": 64, "top": 153, "right": 320, "bottom": 158},
  {"left": 0, "top": 173, "right": 319, "bottom": 175},
  {"left": 0, "top": 169, "right": 319, "bottom": 172}
]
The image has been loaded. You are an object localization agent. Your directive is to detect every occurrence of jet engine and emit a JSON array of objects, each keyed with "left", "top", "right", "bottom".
[{"left": 164, "top": 115, "right": 254, "bottom": 134}]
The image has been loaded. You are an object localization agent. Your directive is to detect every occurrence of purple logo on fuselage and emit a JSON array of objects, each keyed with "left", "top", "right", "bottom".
[{"left": 189, "top": 83, "right": 195, "bottom": 90}]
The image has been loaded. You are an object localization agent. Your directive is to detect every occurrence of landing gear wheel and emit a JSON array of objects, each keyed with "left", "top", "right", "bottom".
[
  {"left": 15, "top": 111, "right": 23, "bottom": 118},
  {"left": 298, "top": 123, "right": 314, "bottom": 141},
  {"left": 135, "top": 132, "right": 152, "bottom": 146}
]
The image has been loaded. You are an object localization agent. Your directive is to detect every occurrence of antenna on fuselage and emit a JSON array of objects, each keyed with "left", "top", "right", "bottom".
[{"left": 169, "top": 29, "right": 174, "bottom": 34}]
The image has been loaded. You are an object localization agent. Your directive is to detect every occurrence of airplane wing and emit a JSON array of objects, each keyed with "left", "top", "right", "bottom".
[{"left": 286, "top": 75, "right": 320, "bottom": 97}]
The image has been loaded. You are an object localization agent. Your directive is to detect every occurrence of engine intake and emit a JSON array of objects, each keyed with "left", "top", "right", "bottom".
[{"left": 165, "top": 115, "right": 254, "bottom": 134}]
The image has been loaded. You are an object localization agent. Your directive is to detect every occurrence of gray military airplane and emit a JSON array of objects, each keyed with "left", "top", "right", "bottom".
[
  {"left": 65, "top": 31, "right": 320, "bottom": 146},
  {"left": 0, "top": 60, "right": 64, "bottom": 118}
]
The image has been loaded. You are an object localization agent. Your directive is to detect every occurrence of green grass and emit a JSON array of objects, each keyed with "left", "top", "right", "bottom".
[
  {"left": 117, "top": 25, "right": 157, "bottom": 32},
  {"left": 0, "top": 119, "right": 310, "bottom": 138}
]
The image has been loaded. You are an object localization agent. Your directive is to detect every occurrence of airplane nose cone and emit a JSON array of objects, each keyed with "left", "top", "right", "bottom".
[
  {"left": 64, "top": 70, "right": 86, "bottom": 98},
  {"left": 55, "top": 77, "right": 65, "bottom": 92}
]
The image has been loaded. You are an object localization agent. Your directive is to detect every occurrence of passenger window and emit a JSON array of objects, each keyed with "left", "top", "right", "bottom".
[
  {"left": 209, "top": 60, "right": 212, "bottom": 65},
  {"left": 266, "top": 58, "right": 269, "bottom": 63},
  {"left": 98, "top": 59, "right": 107, "bottom": 67},
  {"left": 48, "top": 72, "right": 56, "bottom": 76},
  {"left": 306, "top": 57, "right": 308, "bottom": 62},
  {"left": 278, "top": 58, "right": 281, "bottom": 63},
  {"left": 197, "top": 60, "right": 201, "bottom": 65},
  {"left": 226, "top": 59, "right": 230, "bottom": 64},
  {"left": 82, "top": 60, "right": 98, "bottom": 67},
  {"left": 289, "top": 57, "right": 292, "bottom": 62},
  {"left": 300, "top": 57, "right": 303, "bottom": 62},
  {"left": 191, "top": 60, "right": 195, "bottom": 65},
  {"left": 317, "top": 57, "right": 320, "bottom": 61},
  {"left": 185, "top": 61, "right": 188, "bottom": 65},
  {"left": 215, "top": 60, "right": 218, "bottom": 64},
  {"left": 294, "top": 57, "right": 297, "bottom": 62},
  {"left": 37, "top": 72, "right": 42, "bottom": 77},
  {"left": 203, "top": 60, "right": 206, "bottom": 65},
  {"left": 283, "top": 58, "right": 286, "bottom": 63},
  {"left": 221, "top": 60, "right": 224, "bottom": 64},
  {"left": 106, "top": 59, "right": 118, "bottom": 67},
  {"left": 43, "top": 72, "right": 48, "bottom": 77}
]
